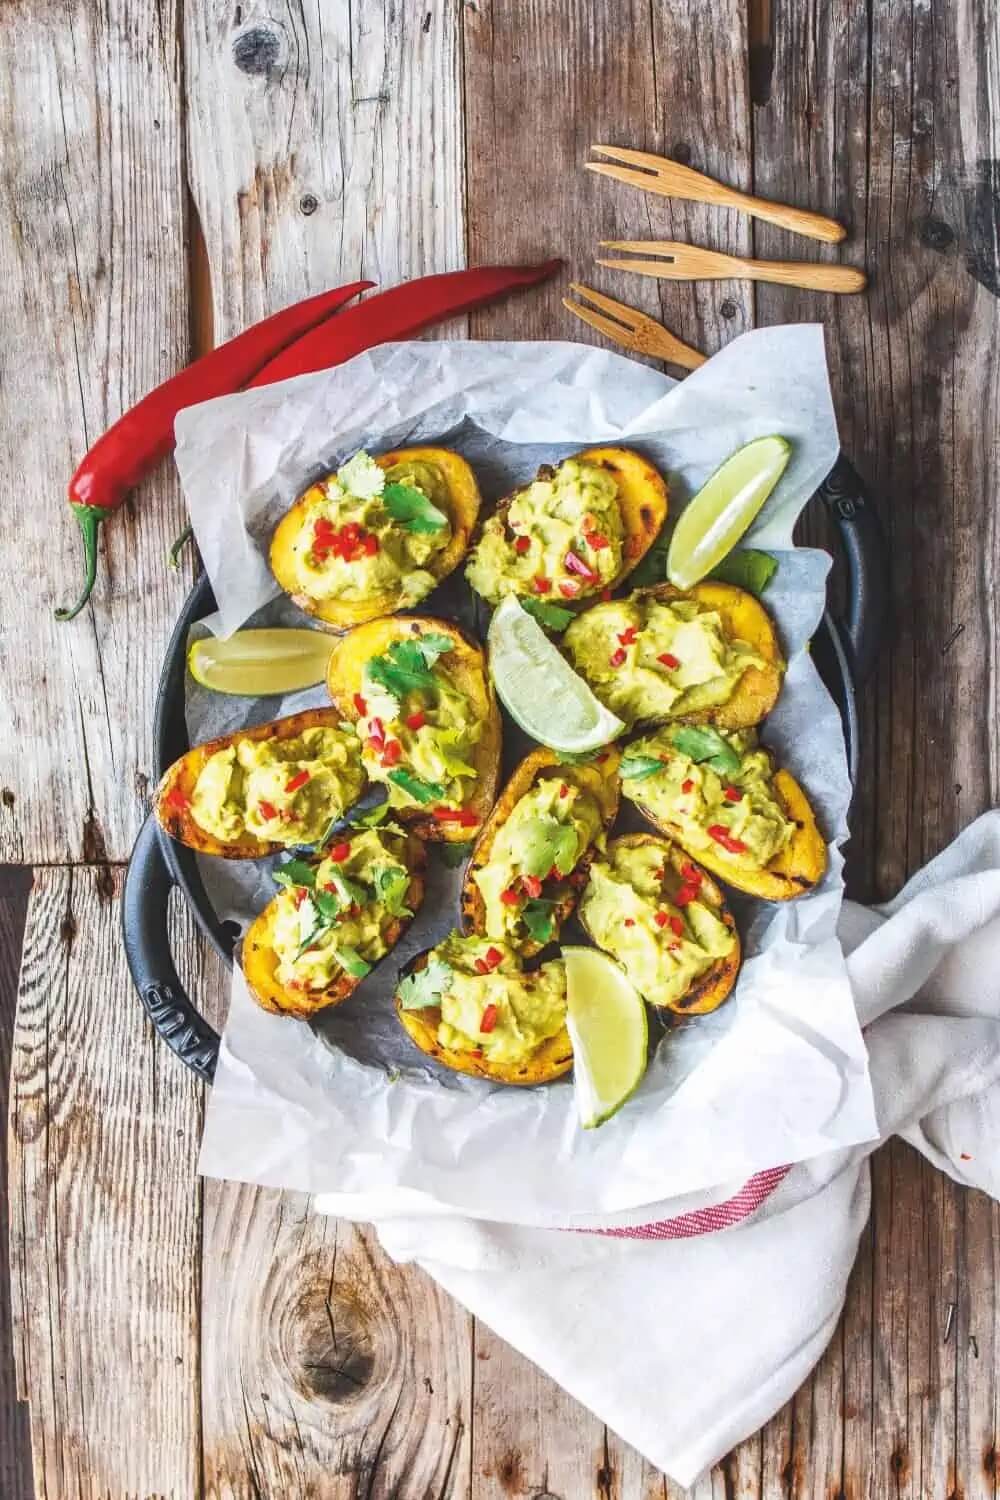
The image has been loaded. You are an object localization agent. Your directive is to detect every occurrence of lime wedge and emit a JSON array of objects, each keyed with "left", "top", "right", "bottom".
[
  {"left": 188, "top": 629, "right": 335, "bottom": 696},
  {"left": 487, "top": 596, "right": 625, "bottom": 753},
  {"left": 666, "top": 435, "right": 791, "bottom": 589},
  {"left": 563, "top": 946, "right": 648, "bottom": 1128}
]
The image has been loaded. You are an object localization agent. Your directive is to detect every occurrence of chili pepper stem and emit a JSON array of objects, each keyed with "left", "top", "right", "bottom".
[
  {"left": 55, "top": 505, "right": 105, "bottom": 621},
  {"left": 168, "top": 523, "right": 194, "bottom": 570}
]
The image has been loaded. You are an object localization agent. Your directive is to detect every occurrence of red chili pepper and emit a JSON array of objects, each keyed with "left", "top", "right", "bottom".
[
  {"left": 431, "top": 807, "right": 479, "bottom": 826},
  {"left": 329, "top": 842, "right": 351, "bottom": 863},
  {"left": 609, "top": 647, "right": 627, "bottom": 667},
  {"left": 547, "top": 865, "right": 562, "bottom": 881},
  {"left": 559, "top": 581, "right": 581, "bottom": 598},
  {"left": 469, "top": 1048, "right": 484, "bottom": 1058},
  {"left": 680, "top": 863, "right": 703, "bottom": 884},
  {"left": 500, "top": 887, "right": 521, "bottom": 906},
  {"left": 362, "top": 533, "right": 379, "bottom": 556},
  {"left": 668, "top": 915, "right": 684, "bottom": 937},
  {"left": 617, "top": 625, "right": 639, "bottom": 646},
  {"left": 654, "top": 910, "right": 669, "bottom": 928},
  {"left": 381, "top": 739, "right": 402, "bottom": 767},
  {"left": 682, "top": 778, "right": 695, "bottom": 794},
  {"left": 658, "top": 652, "right": 680, "bottom": 669},
  {"left": 56, "top": 279, "right": 374, "bottom": 621},
  {"left": 353, "top": 693, "right": 368, "bottom": 716},
  {"left": 257, "top": 800, "right": 279, "bottom": 822},
  {"left": 564, "top": 550, "right": 597, "bottom": 582},
  {"left": 405, "top": 711, "right": 426, "bottom": 731},
  {"left": 248, "top": 262, "right": 561, "bottom": 388},
  {"left": 368, "top": 718, "right": 385, "bottom": 750},
  {"left": 674, "top": 884, "right": 699, "bottom": 906},
  {"left": 285, "top": 769, "right": 310, "bottom": 793},
  {"left": 513, "top": 535, "right": 531, "bottom": 554},
  {"left": 533, "top": 576, "right": 552, "bottom": 594},
  {"left": 294, "top": 888, "right": 308, "bottom": 907},
  {"left": 585, "top": 531, "right": 609, "bottom": 551},
  {"left": 480, "top": 1004, "right": 499, "bottom": 1033},
  {"left": 484, "top": 947, "right": 503, "bottom": 969},
  {"left": 474, "top": 958, "right": 490, "bottom": 975},
  {"left": 521, "top": 874, "right": 543, "bottom": 899},
  {"left": 559, "top": 783, "right": 569, "bottom": 798},
  {"left": 708, "top": 824, "right": 748, "bottom": 854},
  {"left": 724, "top": 786, "right": 743, "bottom": 803},
  {"left": 624, "top": 917, "right": 635, "bottom": 927}
]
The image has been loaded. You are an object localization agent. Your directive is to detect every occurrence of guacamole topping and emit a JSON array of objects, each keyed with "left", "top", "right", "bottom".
[
  {"left": 579, "top": 842, "right": 736, "bottom": 1008},
  {"left": 355, "top": 632, "right": 481, "bottom": 816},
  {"left": 399, "top": 931, "right": 567, "bottom": 1066},
  {"left": 621, "top": 727, "right": 795, "bottom": 871},
  {"left": 466, "top": 457, "right": 624, "bottom": 605},
  {"left": 563, "top": 594, "right": 768, "bottom": 724},
  {"left": 268, "top": 827, "right": 413, "bottom": 992},
  {"left": 190, "top": 725, "right": 366, "bottom": 846},
  {"left": 473, "top": 773, "right": 604, "bottom": 943},
  {"left": 285, "top": 450, "right": 452, "bottom": 607}
]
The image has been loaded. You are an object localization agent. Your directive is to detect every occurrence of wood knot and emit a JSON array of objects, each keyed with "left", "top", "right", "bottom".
[
  {"left": 1, "top": 786, "right": 14, "bottom": 807},
  {"left": 890, "top": 1448, "right": 909, "bottom": 1481},
  {"left": 232, "top": 25, "right": 284, "bottom": 76},
  {"left": 670, "top": 141, "right": 693, "bottom": 166},
  {"left": 720, "top": 297, "right": 739, "bottom": 319},
  {"left": 919, "top": 216, "right": 955, "bottom": 252},
  {"left": 280, "top": 1260, "right": 383, "bottom": 1408},
  {"left": 984, "top": 1446, "right": 998, "bottom": 1476},
  {"left": 299, "top": 193, "right": 319, "bottom": 216}
]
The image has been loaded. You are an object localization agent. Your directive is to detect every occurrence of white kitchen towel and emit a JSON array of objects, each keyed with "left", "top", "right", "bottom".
[{"left": 326, "top": 812, "right": 1000, "bottom": 1488}]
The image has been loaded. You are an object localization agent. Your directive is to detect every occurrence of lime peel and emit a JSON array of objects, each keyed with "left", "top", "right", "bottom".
[
  {"left": 487, "top": 597, "right": 625, "bottom": 754},
  {"left": 562, "top": 945, "right": 648, "bottom": 1129},
  {"left": 188, "top": 628, "right": 335, "bottom": 696},
  {"left": 666, "top": 435, "right": 791, "bottom": 590}
]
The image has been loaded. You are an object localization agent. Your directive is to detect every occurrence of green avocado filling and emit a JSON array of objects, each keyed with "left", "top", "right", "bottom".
[
  {"left": 398, "top": 931, "right": 567, "bottom": 1067},
  {"left": 356, "top": 633, "right": 481, "bottom": 816},
  {"left": 621, "top": 727, "right": 795, "bottom": 872},
  {"left": 190, "top": 726, "right": 366, "bottom": 847},
  {"left": 268, "top": 827, "right": 412, "bottom": 992},
  {"left": 563, "top": 595, "right": 768, "bottom": 725},
  {"left": 466, "top": 457, "right": 623, "bottom": 606},
  {"left": 472, "top": 773, "right": 604, "bottom": 944},
  {"left": 579, "top": 842, "right": 736, "bottom": 1008},
  {"left": 287, "top": 450, "right": 452, "bottom": 607}
]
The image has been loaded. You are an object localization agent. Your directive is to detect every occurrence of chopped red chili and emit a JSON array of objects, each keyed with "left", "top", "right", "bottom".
[
  {"left": 257, "top": 800, "right": 279, "bottom": 821},
  {"left": 380, "top": 739, "right": 402, "bottom": 767},
  {"left": 533, "top": 575, "right": 552, "bottom": 593},
  {"left": 521, "top": 874, "right": 543, "bottom": 899},
  {"left": 368, "top": 718, "right": 385, "bottom": 750},
  {"left": 353, "top": 693, "right": 367, "bottom": 716},
  {"left": 585, "top": 531, "right": 609, "bottom": 551},
  {"left": 724, "top": 786, "right": 743, "bottom": 803},
  {"left": 474, "top": 959, "right": 490, "bottom": 975},
  {"left": 431, "top": 807, "right": 479, "bottom": 826},
  {"left": 469, "top": 1048, "right": 484, "bottom": 1058},
  {"left": 674, "top": 883, "right": 699, "bottom": 906},
  {"left": 657, "top": 652, "right": 680, "bottom": 670},
  {"left": 559, "top": 580, "right": 581, "bottom": 598},
  {"left": 609, "top": 647, "right": 627, "bottom": 667},
  {"left": 485, "top": 947, "right": 503, "bottom": 969},
  {"left": 559, "top": 783, "right": 569, "bottom": 798},
  {"left": 708, "top": 824, "right": 748, "bottom": 854},
  {"left": 668, "top": 914, "right": 684, "bottom": 937},
  {"left": 405, "top": 711, "right": 426, "bottom": 731},
  {"left": 654, "top": 910, "right": 669, "bottom": 928},
  {"left": 513, "top": 535, "right": 531, "bottom": 554},
  {"left": 285, "top": 769, "right": 310, "bottom": 793},
  {"left": 681, "top": 778, "right": 695, "bottom": 794},
  {"left": 624, "top": 917, "right": 635, "bottom": 927},
  {"left": 680, "top": 862, "right": 703, "bottom": 885},
  {"left": 617, "top": 625, "right": 639, "bottom": 646},
  {"left": 327, "top": 843, "right": 350, "bottom": 863},
  {"left": 500, "top": 887, "right": 521, "bottom": 906},
  {"left": 480, "top": 1004, "right": 499, "bottom": 1033}
]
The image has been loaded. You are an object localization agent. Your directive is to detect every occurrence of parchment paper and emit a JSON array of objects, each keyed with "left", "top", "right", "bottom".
[{"left": 174, "top": 329, "right": 879, "bottom": 1223}]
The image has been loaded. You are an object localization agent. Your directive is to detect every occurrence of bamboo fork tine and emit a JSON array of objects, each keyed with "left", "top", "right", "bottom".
[
  {"left": 588, "top": 143, "right": 847, "bottom": 245},
  {"left": 597, "top": 241, "right": 868, "bottom": 294},
  {"left": 563, "top": 283, "right": 706, "bottom": 370}
]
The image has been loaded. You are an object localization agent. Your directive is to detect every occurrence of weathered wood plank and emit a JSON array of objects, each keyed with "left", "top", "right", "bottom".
[
  {"left": 7, "top": 868, "right": 206, "bottom": 1499},
  {"left": 0, "top": 0, "right": 197, "bottom": 865},
  {"left": 0, "top": 869, "right": 34, "bottom": 1500}
]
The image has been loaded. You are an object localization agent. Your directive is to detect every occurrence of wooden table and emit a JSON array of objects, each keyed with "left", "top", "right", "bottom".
[{"left": 3, "top": 1, "right": 999, "bottom": 1495}]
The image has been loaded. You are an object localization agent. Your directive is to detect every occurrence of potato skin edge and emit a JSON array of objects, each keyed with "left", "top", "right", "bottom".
[
  {"left": 325, "top": 614, "right": 501, "bottom": 842},
  {"left": 270, "top": 446, "right": 482, "bottom": 631},
  {"left": 154, "top": 706, "right": 361, "bottom": 860}
]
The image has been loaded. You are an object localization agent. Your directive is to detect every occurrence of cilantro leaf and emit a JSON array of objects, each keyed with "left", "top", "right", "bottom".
[
  {"left": 312, "top": 888, "right": 342, "bottom": 922},
  {"left": 324, "top": 869, "right": 369, "bottom": 908},
  {"left": 382, "top": 482, "right": 449, "bottom": 534},
  {"left": 398, "top": 956, "right": 453, "bottom": 1010},
  {"left": 439, "top": 840, "right": 474, "bottom": 869},
  {"left": 333, "top": 946, "right": 373, "bottom": 979},
  {"left": 709, "top": 548, "right": 778, "bottom": 596},
  {"left": 364, "top": 635, "right": 452, "bottom": 701},
  {"left": 351, "top": 800, "right": 393, "bottom": 828},
  {"left": 619, "top": 754, "right": 665, "bottom": 782},
  {"left": 388, "top": 768, "right": 446, "bottom": 805},
  {"left": 522, "top": 898, "right": 557, "bottom": 945},
  {"left": 374, "top": 864, "right": 412, "bottom": 917},
  {"left": 669, "top": 725, "right": 741, "bottom": 776},
  {"left": 273, "top": 858, "right": 318, "bottom": 890},
  {"left": 512, "top": 815, "right": 579, "bottom": 879},
  {"left": 521, "top": 596, "right": 576, "bottom": 633}
]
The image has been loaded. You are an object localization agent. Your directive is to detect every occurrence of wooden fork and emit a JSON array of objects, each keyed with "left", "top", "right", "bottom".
[
  {"left": 563, "top": 282, "right": 707, "bottom": 370},
  {"left": 588, "top": 144, "right": 846, "bottom": 245},
  {"left": 598, "top": 240, "right": 868, "bottom": 294}
]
